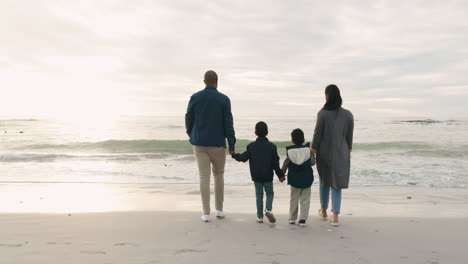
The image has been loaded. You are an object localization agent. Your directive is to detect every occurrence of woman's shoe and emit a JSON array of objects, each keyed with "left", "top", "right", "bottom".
[
  {"left": 330, "top": 217, "right": 340, "bottom": 227},
  {"left": 318, "top": 209, "right": 328, "bottom": 220},
  {"left": 256, "top": 218, "right": 264, "bottom": 223},
  {"left": 288, "top": 220, "right": 296, "bottom": 225},
  {"left": 298, "top": 220, "right": 307, "bottom": 227}
]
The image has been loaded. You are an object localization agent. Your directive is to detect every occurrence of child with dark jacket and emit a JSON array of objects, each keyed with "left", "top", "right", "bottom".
[
  {"left": 282, "top": 128, "right": 315, "bottom": 227},
  {"left": 231, "top": 121, "right": 285, "bottom": 223}
]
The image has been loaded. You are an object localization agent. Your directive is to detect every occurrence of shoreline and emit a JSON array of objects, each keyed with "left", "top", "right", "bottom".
[
  {"left": 1, "top": 180, "right": 466, "bottom": 189},
  {"left": 0, "top": 183, "right": 467, "bottom": 217}
]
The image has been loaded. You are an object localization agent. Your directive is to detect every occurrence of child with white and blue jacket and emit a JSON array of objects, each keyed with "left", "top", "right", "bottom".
[{"left": 282, "top": 128, "right": 315, "bottom": 227}]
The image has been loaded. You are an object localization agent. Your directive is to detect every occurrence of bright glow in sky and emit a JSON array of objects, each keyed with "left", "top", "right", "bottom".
[{"left": 1, "top": 0, "right": 468, "bottom": 119}]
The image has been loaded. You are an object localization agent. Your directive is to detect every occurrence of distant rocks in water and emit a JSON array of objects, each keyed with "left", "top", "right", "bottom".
[
  {"left": 19, "top": 131, "right": 24, "bottom": 133},
  {"left": 167, "top": 125, "right": 184, "bottom": 129},
  {"left": 392, "top": 119, "right": 458, "bottom": 125},
  {"left": 402, "top": 119, "right": 442, "bottom": 124}
]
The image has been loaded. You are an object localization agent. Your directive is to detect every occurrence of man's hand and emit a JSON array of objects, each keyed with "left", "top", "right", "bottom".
[
  {"left": 229, "top": 150, "right": 235, "bottom": 155},
  {"left": 279, "top": 177, "right": 286, "bottom": 183}
]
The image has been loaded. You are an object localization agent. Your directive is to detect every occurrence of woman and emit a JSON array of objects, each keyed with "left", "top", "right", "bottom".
[{"left": 311, "top": 84, "right": 354, "bottom": 227}]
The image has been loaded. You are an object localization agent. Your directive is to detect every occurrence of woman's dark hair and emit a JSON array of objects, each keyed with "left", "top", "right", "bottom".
[
  {"left": 255, "top": 121, "right": 268, "bottom": 137},
  {"left": 291, "top": 128, "right": 305, "bottom": 145},
  {"left": 323, "top": 84, "right": 342, "bottom": 110}
]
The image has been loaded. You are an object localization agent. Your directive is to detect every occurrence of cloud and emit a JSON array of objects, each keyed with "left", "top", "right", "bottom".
[
  {"left": 375, "top": 98, "right": 423, "bottom": 104},
  {"left": 431, "top": 86, "right": 468, "bottom": 96},
  {"left": 367, "top": 108, "right": 428, "bottom": 117},
  {"left": 275, "top": 102, "right": 311, "bottom": 107},
  {"left": 1, "top": 0, "right": 468, "bottom": 118}
]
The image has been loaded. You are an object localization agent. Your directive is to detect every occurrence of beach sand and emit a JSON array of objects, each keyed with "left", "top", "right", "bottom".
[{"left": 0, "top": 183, "right": 467, "bottom": 263}]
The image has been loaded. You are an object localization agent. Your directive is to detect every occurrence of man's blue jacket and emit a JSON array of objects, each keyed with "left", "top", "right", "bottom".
[{"left": 185, "top": 86, "right": 236, "bottom": 151}]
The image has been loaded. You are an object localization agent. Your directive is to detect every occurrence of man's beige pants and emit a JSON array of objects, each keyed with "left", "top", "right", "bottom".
[
  {"left": 289, "top": 186, "right": 311, "bottom": 221},
  {"left": 193, "top": 146, "right": 226, "bottom": 215}
]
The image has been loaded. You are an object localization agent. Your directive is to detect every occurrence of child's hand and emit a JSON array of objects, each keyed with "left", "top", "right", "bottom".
[{"left": 279, "top": 177, "right": 286, "bottom": 183}]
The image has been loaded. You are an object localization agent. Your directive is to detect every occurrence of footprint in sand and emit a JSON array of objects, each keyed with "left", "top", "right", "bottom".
[
  {"left": 426, "top": 254, "right": 440, "bottom": 264},
  {"left": 197, "top": 239, "right": 210, "bottom": 246},
  {"left": 174, "top": 249, "right": 207, "bottom": 255},
  {"left": 80, "top": 250, "right": 106, "bottom": 255},
  {"left": 114, "top": 242, "right": 140, "bottom": 247},
  {"left": 0, "top": 243, "right": 23, "bottom": 248}
]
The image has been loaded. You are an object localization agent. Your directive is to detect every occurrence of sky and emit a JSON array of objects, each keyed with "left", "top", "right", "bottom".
[{"left": 1, "top": 0, "right": 468, "bottom": 119}]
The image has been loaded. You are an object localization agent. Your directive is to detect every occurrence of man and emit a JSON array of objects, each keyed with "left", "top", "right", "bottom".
[{"left": 185, "top": 70, "right": 236, "bottom": 222}]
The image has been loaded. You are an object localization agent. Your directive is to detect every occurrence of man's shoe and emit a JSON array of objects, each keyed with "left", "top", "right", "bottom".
[
  {"left": 216, "top": 210, "right": 225, "bottom": 218},
  {"left": 201, "top": 214, "right": 211, "bottom": 222},
  {"left": 256, "top": 218, "right": 264, "bottom": 223}
]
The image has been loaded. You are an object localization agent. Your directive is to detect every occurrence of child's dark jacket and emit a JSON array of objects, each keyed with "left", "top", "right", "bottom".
[{"left": 232, "top": 137, "right": 284, "bottom": 182}]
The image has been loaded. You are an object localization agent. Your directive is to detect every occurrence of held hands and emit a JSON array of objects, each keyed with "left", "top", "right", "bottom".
[
  {"left": 229, "top": 150, "right": 235, "bottom": 155},
  {"left": 279, "top": 177, "right": 286, "bottom": 183}
]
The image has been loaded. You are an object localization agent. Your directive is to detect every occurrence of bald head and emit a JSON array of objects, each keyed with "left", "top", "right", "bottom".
[{"left": 204, "top": 70, "right": 218, "bottom": 87}]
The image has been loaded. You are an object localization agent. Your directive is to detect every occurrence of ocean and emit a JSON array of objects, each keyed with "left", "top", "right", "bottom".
[{"left": 1, "top": 116, "right": 467, "bottom": 188}]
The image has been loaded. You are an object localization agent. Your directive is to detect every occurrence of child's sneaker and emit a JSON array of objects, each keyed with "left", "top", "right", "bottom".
[
  {"left": 298, "top": 220, "right": 306, "bottom": 227},
  {"left": 256, "top": 218, "right": 264, "bottom": 223},
  {"left": 288, "top": 219, "right": 296, "bottom": 225},
  {"left": 264, "top": 210, "right": 276, "bottom": 223}
]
